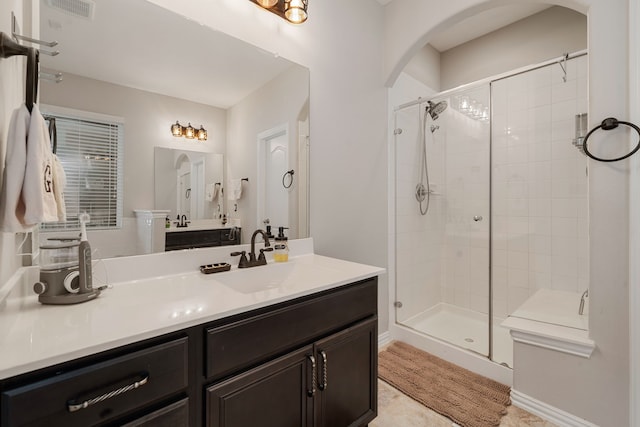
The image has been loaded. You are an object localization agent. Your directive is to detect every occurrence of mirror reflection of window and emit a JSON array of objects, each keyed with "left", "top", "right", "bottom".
[{"left": 41, "top": 107, "right": 124, "bottom": 231}]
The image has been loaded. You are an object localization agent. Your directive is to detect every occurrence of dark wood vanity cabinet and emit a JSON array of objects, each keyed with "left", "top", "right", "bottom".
[
  {"left": 0, "top": 277, "right": 378, "bottom": 427},
  {"left": 205, "top": 319, "right": 376, "bottom": 427},
  {"left": 165, "top": 228, "right": 241, "bottom": 251},
  {"left": 204, "top": 278, "right": 378, "bottom": 427}
]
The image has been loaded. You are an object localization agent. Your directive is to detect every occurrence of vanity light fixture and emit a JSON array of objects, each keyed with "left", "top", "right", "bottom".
[
  {"left": 249, "top": 0, "right": 308, "bottom": 24},
  {"left": 197, "top": 125, "right": 208, "bottom": 141},
  {"left": 171, "top": 121, "right": 207, "bottom": 141},
  {"left": 284, "top": 0, "right": 308, "bottom": 24},
  {"left": 184, "top": 123, "right": 196, "bottom": 139},
  {"left": 171, "top": 120, "right": 183, "bottom": 137},
  {"left": 256, "top": 0, "right": 278, "bottom": 7}
]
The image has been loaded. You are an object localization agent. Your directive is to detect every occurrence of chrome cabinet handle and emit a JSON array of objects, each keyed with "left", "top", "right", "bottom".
[
  {"left": 473, "top": 215, "right": 483, "bottom": 222},
  {"left": 319, "top": 351, "right": 328, "bottom": 391},
  {"left": 67, "top": 373, "right": 149, "bottom": 413},
  {"left": 307, "top": 355, "right": 316, "bottom": 397}
]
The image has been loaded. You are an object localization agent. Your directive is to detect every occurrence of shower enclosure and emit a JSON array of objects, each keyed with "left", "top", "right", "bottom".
[{"left": 393, "top": 53, "right": 588, "bottom": 368}]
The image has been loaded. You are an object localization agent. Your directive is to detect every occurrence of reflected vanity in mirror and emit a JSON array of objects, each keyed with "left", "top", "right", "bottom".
[
  {"left": 154, "top": 148, "right": 224, "bottom": 221},
  {"left": 37, "top": 0, "right": 310, "bottom": 258}
]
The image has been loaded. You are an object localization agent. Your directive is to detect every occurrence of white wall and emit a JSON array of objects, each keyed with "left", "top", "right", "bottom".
[
  {"left": 630, "top": 0, "right": 640, "bottom": 423},
  {"left": 440, "top": 6, "right": 587, "bottom": 90},
  {"left": 404, "top": 44, "right": 441, "bottom": 91},
  {"left": 146, "top": 0, "right": 389, "bottom": 332},
  {"left": 384, "top": 0, "right": 630, "bottom": 425}
]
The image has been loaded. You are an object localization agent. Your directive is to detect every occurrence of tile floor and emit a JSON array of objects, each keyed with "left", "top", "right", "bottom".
[{"left": 371, "top": 379, "right": 559, "bottom": 427}]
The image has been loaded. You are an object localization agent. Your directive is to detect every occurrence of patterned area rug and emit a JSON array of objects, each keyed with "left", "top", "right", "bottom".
[{"left": 378, "top": 341, "right": 511, "bottom": 427}]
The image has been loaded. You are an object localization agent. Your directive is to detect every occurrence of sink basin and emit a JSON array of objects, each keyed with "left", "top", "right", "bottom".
[{"left": 213, "top": 261, "right": 343, "bottom": 294}]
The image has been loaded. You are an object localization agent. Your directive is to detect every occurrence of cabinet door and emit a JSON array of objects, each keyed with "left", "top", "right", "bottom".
[
  {"left": 205, "top": 345, "right": 314, "bottom": 427},
  {"left": 314, "top": 317, "right": 377, "bottom": 427}
]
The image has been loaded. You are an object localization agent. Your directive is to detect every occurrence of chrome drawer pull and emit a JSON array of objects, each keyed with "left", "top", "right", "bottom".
[
  {"left": 319, "top": 351, "right": 328, "bottom": 391},
  {"left": 67, "top": 374, "right": 149, "bottom": 413}
]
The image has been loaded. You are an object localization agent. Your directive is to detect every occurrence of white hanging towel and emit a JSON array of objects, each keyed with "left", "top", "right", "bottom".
[
  {"left": 205, "top": 183, "right": 218, "bottom": 202},
  {"left": 228, "top": 178, "right": 243, "bottom": 201},
  {"left": 23, "top": 104, "right": 59, "bottom": 225},
  {"left": 0, "top": 105, "right": 31, "bottom": 232},
  {"left": 51, "top": 154, "right": 67, "bottom": 221}
]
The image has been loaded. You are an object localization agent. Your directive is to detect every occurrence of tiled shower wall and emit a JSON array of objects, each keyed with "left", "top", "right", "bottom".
[
  {"left": 395, "top": 104, "right": 446, "bottom": 323},
  {"left": 440, "top": 86, "right": 491, "bottom": 314},
  {"left": 395, "top": 55, "right": 588, "bottom": 324},
  {"left": 491, "top": 55, "right": 589, "bottom": 319}
]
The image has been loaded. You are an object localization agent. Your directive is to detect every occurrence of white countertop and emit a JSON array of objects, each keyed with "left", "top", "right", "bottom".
[{"left": 0, "top": 238, "right": 384, "bottom": 380}]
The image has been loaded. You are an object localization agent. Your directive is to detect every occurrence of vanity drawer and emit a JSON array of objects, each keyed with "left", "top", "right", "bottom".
[
  {"left": 1, "top": 337, "right": 189, "bottom": 427},
  {"left": 205, "top": 278, "right": 377, "bottom": 381}
]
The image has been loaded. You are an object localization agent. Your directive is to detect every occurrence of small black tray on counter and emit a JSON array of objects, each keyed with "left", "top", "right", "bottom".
[{"left": 200, "top": 263, "right": 232, "bottom": 274}]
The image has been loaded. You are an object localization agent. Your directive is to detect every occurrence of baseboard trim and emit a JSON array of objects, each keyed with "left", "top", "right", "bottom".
[
  {"left": 511, "top": 389, "right": 598, "bottom": 427},
  {"left": 378, "top": 331, "right": 391, "bottom": 349}
]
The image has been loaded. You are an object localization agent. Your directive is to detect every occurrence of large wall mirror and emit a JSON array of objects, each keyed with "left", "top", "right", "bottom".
[{"left": 38, "top": 0, "right": 310, "bottom": 257}]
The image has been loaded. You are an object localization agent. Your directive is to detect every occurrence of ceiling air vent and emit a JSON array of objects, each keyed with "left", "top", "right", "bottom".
[{"left": 46, "top": 0, "right": 95, "bottom": 20}]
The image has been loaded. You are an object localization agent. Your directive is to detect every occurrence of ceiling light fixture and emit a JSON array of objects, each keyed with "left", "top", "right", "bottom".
[
  {"left": 171, "top": 120, "right": 207, "bottom": 141},
  {"left": 249, "top": 0, "right": 308, "bottom": 24}
]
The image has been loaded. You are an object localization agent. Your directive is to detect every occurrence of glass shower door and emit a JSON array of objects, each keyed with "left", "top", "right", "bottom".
[{"left": 394, "top": 84, "right": 491, "bottom": 356}]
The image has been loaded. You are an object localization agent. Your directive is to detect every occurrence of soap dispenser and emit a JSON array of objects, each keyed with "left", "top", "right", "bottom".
[{"left": 274, "top": 227, "right": 289, "bottom": 262}]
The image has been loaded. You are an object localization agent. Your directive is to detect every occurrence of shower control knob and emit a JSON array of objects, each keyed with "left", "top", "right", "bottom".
[{"left": 473, "top": 215, "right": 483, "bottom": 222}]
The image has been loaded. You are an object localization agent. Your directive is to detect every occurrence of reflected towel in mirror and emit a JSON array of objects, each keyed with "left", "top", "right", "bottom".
[
  {"left": 228, "top": 178, "right": 243, "bottom": 201},
  {"left": 205, "top": 183, "right": 218, "bottom": 202}
]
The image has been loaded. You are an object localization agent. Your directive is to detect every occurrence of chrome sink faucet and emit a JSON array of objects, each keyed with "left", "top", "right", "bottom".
[{"left": 231, "top": 229, "right": 273, "bottom": 268}]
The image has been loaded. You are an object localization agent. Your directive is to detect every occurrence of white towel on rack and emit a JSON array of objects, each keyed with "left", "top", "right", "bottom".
[
  {"left": 205, "top": 183, "right": 218, "bottom": 202},
  {"left": 0, "top": 105, "right": 31, "bottom": 232},
  {"left": 23, "top": 104, "right": 59, "bottom": 225},
  {"left": 228, "top": 178, "right": 243, "bottom": 201}
]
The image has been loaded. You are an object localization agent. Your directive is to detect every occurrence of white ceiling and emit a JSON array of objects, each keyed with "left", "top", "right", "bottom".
[
  {"left": 40, "top": 0, "right": 552, "bottom": 106},
  {"left": 39, "top": 0, "right": 297, "bottom": 109},
  {"left": 373, "top": 0, "right": 550, "bottom": 52}
]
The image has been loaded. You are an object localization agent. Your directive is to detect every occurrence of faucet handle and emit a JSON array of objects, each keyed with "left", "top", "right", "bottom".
[
  {"left": 230, "top": 251, "right": 248, "bottom": 268},
  {"left": 258, "top": 247, "right": 273, "bottom": 262}
]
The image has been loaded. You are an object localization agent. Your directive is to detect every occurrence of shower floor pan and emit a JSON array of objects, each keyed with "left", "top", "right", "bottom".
[{"left": 402, "top": 303, "right": 513, "bottom": 368}]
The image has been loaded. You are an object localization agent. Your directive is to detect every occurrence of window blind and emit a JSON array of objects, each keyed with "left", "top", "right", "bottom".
[{"left": 42, "top": 112, "right": 124, "bottom": 230}]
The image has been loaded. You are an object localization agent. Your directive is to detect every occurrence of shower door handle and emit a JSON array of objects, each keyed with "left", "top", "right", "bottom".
[{"left": 473, "top": 215, "right": 483, "bottom": 222}]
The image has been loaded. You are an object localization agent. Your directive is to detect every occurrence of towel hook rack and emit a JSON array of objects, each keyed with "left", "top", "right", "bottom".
[
  {"left": 11, "top": 12, "right": 59, "bottom": 50},
  {"left": 0, "top": 31, "right": 39, "bottom": 113},
  {"left": 40, "top": 71, "right": 63, "bottom": 83},
  {"left": 282, "top": 169, "right": 294, "bottom": 189}
]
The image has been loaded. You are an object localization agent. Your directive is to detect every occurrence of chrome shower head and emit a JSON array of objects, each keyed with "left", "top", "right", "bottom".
[{"left": 426, "top": 100, "right": 448, "bottom": 121}]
